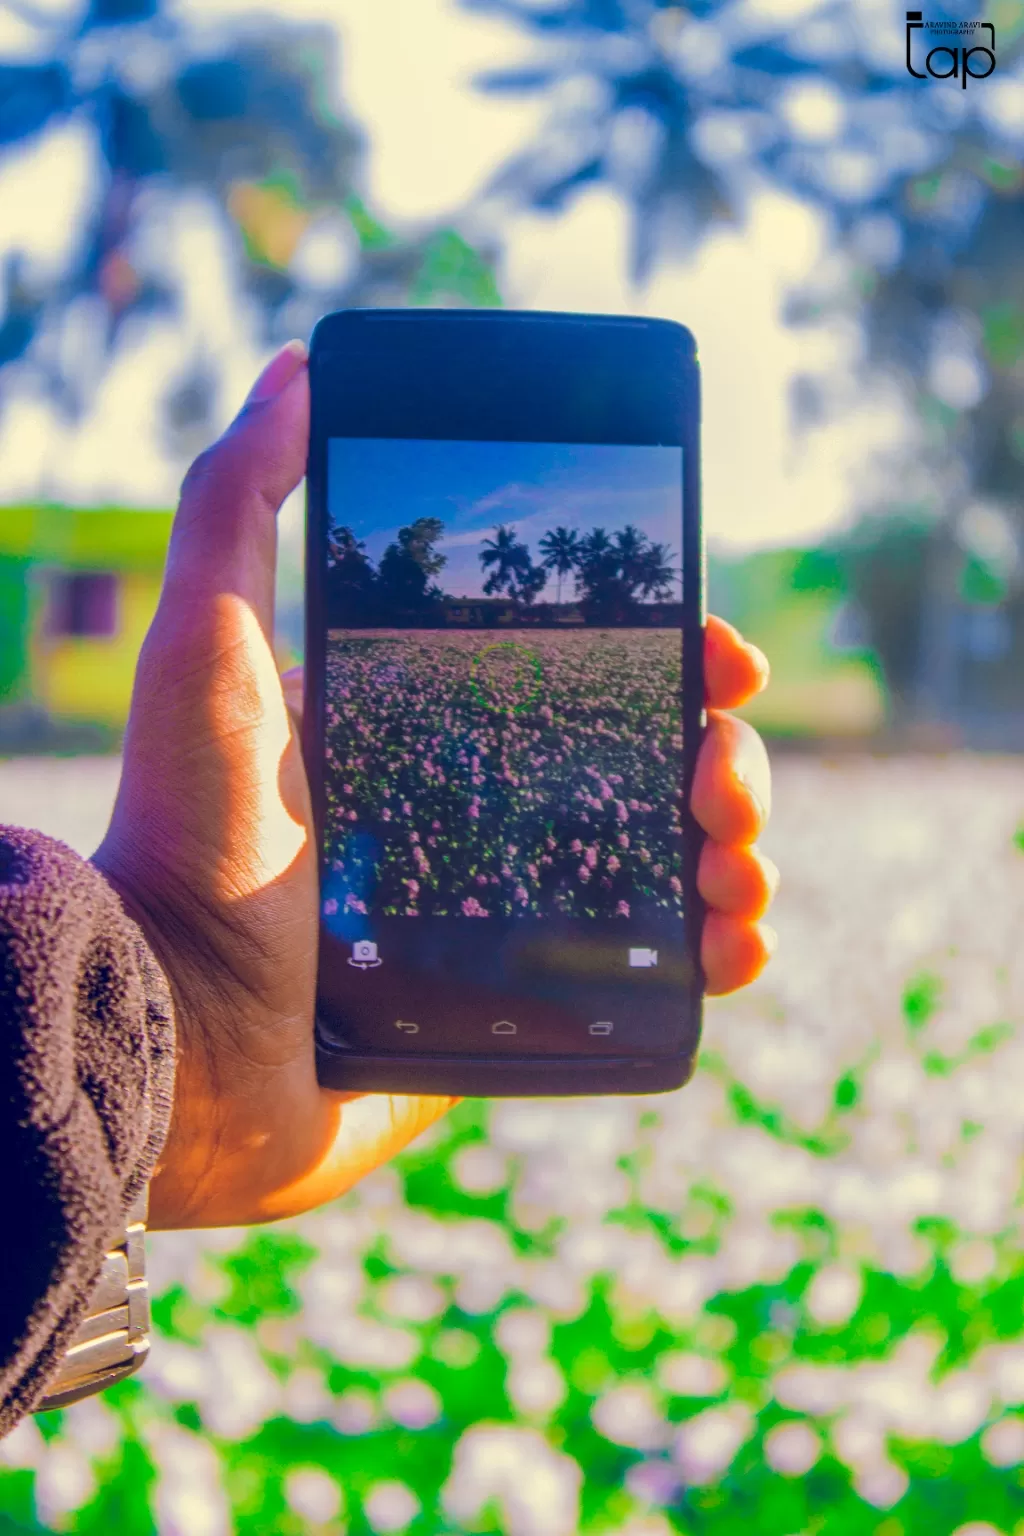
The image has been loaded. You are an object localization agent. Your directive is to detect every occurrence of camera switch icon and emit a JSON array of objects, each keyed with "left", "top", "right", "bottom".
[{"left": 349, "top": 940, "right": 382, "bottom": 970}]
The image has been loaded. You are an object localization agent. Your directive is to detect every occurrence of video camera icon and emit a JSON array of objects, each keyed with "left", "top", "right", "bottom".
[
  {"left": 628, "top": 947, "right": 658, "bottom": 968},
  {"left": 349, "top": 940, "right": 382, "bottom": 970}
]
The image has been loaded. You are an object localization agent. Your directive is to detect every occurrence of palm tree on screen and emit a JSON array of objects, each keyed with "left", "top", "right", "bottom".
[
  {"left": 638, "top": 542, "right": 678, "bottom": 601},
  {"left": 538, "top": 526, "right": 581, "bottom": 606},
  {"left": 480, "top": 523, "right": 548, "bottom": 605},
  {"left": 480, "top": 524, "right": 524, "bottom": 597},
  {"left": 612, "top": 525, "right": 647, "bottom": 592}
]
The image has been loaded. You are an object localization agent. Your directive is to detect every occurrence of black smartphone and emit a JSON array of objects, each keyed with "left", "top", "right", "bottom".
[{"left": 304, "top": 309, "right": 705, "bottom": 1097}]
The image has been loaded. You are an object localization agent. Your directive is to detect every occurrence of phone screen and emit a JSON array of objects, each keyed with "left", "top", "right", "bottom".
[{"left": 316, "top": 436, "right": 691, "bottom": 1058}]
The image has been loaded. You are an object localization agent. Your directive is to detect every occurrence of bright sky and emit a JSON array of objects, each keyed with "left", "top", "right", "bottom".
[
  {"left": 329, "top": 439, "right": 683, "bottom": 600},
  {"left": 0, "top": 0, "right": 911, "bottom": 555}
]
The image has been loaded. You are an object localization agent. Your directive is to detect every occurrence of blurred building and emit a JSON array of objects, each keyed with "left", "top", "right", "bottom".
[{"left": 0, "top": 508, "right": 172, "bottom": 748}]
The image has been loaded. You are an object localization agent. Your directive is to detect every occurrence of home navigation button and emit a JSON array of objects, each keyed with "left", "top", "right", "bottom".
[{"left": 491, "top": 1020, "right": 517, "bottom": 1036}]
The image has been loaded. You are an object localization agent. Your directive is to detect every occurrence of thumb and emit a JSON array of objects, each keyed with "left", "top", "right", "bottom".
[{"left": 160, "top": 340, "right": 310, "bottom": 642}]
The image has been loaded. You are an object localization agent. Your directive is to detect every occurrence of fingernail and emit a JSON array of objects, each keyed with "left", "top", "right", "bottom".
[
  {"left": 245, "top": 339, "right": 308, "bottom": 406},
  {"left": 748, "top": 642, "right": 770, "bottom": 690},
  {"left": 760, "top": 923, "right": 778, "bottom": 958},
  {"left": 738, "top": 770, "right": 767, "bottom": 825},
  {"left": 759, "top": 851, "right": 781, "bottom": 900}
]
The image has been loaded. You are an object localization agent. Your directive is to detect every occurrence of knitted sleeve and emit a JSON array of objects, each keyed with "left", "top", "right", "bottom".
[{"left": 0, "top": 825, "right": 175, "bottom": 1435}]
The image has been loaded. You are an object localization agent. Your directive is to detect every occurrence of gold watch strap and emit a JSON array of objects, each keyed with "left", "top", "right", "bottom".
[{"left": 36, "top": 1187, "right": 150, "bottom": 1413}]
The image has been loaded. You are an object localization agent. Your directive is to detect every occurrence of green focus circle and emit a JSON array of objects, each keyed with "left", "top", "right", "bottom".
[{"left": 469, "top": 642, "right": 544, "bottom": 714}]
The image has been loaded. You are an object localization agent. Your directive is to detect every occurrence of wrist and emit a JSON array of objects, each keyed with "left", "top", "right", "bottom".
[{"left": 147, "top": 1055, "right": 340, "bottom": 1229}]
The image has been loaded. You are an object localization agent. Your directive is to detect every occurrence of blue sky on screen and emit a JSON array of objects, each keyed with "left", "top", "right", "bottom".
[{"left": 328, "top": 439, "right": 683, "bottom": 601}]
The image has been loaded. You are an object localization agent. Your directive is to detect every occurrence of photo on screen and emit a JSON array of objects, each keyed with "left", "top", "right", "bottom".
[{"left": 321, "top": 440, "right": 685, "bottom": 925}]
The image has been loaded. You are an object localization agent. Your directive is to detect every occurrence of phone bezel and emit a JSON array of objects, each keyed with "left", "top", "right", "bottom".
[{"left": 304, "top": 308, "right": 705, "bottom": 1097}]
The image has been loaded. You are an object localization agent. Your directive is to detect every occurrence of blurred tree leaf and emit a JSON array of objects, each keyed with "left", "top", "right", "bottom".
[
  {"left": 85, "top": 0, "right": 160, "bottom": 26},
  {"left": 0, "top": 64, "right": 72, "bottom": 145},
  {"left": 0, "top": 3, "right": 502, "bottom": 436}
]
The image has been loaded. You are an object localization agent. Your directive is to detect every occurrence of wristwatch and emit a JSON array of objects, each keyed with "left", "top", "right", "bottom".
[{"left": 36, "top": 1187, "right": 151, "bottom": 1412}]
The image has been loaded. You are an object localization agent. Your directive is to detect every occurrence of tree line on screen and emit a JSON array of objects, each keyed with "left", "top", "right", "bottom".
[{"left": 326, "top": 517, "right": 679, "bottom": 625}]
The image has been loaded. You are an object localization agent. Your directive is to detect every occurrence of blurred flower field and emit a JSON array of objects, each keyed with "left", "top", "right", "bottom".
[{"left": 2, "top": 753, "right": 1024, "bottom": 1535}]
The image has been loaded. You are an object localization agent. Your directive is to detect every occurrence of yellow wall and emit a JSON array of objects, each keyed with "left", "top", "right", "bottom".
[{"left": 31, "top": 570, "right": 162, "bottom": 729}]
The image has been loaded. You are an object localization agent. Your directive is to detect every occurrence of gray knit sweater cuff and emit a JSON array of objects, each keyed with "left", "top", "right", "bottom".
[{"left": 0, "top": 825, "right": 175, "bottom": 1435}]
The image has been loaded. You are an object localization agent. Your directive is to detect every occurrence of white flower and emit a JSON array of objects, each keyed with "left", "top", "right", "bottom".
[
  {"left": 593, "top": 1383, "right": 669, "bottom": 1451},
  {"left": 496, "top": 1307, "right": 550, "bottom": 1359},
  {"left": 147, "top": 1424, "right": 231, "bottom": 1536},
  {"left": 282, "top": 1367, "right": 332, "bottom": 1425},
  {"left": 33, "top": 1443, "right": 95, "bottom": 1528},
  {"left": 763, "top": 1421, "right": 822, "bottom": 1477},
  {"left": 331, "top": 1388, "right": 379, "bottom": 1435},
  {"left": 443, "top": 1424, "right": 582, "bottom": 1536},
  {"left": 981, "top": 1415, "right": 1024, "bottom": 1468},
  {"left": 364, "top": 1481, "right": 420, "bottom": 1533},
  {"left": 854, "top": 1459, "right": 910, "bottom": 1510},
  {"left": 656, "top": 1352, "right": 727, "bottom": 1399},
  {"left": 453, "top": 1143, "right": 509, "bottom": 1194},
  {"left": 506, "top": 1358, "right": 567, "bottom": 1417},
  {"left": 376, "top": 1273, "right": 447, "bottom": 1323},
  {"left": 805, "top": 1263, "right": 862, "bottom": 1327},
  {"left": 672, "top": 1405, "right": 753, "bottom": 1485},
  {"left": 775, "top": 1362, "right": 849, "bottom": 1417},
  {"left": 284, "top": 1467, "right": 343, "bottom": 1524},
  {"left": 384, "top": 1379, "right": 443, "bottom": 1429}
]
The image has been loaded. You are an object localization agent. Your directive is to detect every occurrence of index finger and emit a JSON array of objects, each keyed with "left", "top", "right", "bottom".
[{"left": 705, "top": 615, "right": 769, "bottom": 711}]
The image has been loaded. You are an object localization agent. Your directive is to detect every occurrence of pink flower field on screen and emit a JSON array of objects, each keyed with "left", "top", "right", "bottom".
[{"left": 322, "top": 630, "right": 684, "bottom": 921}]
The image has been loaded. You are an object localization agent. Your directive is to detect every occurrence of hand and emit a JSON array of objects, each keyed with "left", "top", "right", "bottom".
[{"left": 93, "top": 342, "right": 776, "bottom": 1232}]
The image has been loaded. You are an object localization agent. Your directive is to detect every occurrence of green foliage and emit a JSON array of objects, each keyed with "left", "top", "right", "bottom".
[
  {"left": 832, "top": 1071, "right": 860, "bottom": 1111},
  {"left": 959, "top": 554, "right": 1008, "bottom": 608},
  {"left": 701, "top": 1051, "right": 847, "bottom": 1157},
  {"left": 789, "top": 548, "right": 846, "bottom": 597},
  {"left": 397, "top": 1100, "right": 502, "bottom": 1217},
  {"left": 409, "top": 230, "right": 503, "bottom": 308},
  {"left": 833, "top": 517, "right": 934, "bottom": 708},
  {"left": 151, "top": 1282, "right": 209, "bottom": 1344},
  {"left": 902, "top": 972, "right": 943, "bottom": 1032},
  {"left": 922, "top": 1021, "right": 1014, "bottom": 1078},
  {"left": 0, "top": 1471, "right": 44, "bottom": 1534},
  {"left": 343, "top": 193, "right": 399, "bottom": 253},
  {"left": 983, "top": 302, "right": 1024, "bottom": 371},
  {"left": 214, "top": 1233, "right": 317, "bottom": 1325},
  {"left": 0, "top": 559, "right": 29, "bottom": 704},
  {"left": 67, "top": 1438, "right": 158, "bottom": 1536}
]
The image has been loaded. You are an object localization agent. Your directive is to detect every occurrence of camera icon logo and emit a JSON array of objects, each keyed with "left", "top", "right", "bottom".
[{"left": 349, "top": 939, "right": 382, "bottom": 970}]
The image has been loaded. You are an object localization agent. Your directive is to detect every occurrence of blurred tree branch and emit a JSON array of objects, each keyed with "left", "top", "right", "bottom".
[{"left": 0, "top": 1, "right": 501, "bottom": 447}]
